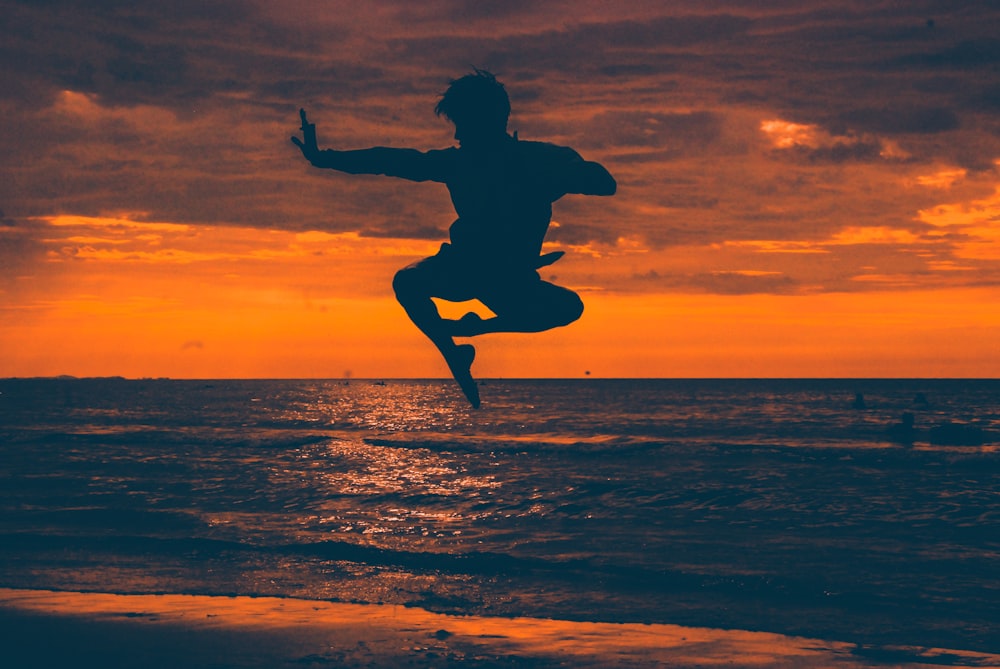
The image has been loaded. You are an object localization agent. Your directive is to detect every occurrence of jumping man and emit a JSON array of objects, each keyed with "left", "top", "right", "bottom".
[{"left": 292, "top": 70, "right": 616, "bottom": 407}]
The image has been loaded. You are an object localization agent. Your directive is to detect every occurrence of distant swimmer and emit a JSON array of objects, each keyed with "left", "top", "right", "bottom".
[
  {"left": 886, "top": 412, "right": 917, "bottom": 446},
  {"left": 292, "top": 70, "right": 616, "bottom": 407},
  {"left": 852, "top": 392, "right": 867, "bottom": 410}
]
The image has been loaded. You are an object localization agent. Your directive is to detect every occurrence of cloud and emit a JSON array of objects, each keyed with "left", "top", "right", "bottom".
[
  {"left": 674, "top": 270, "right": 801, "bottom": 295},
  {"left": 835, "top": 107, "right": 960, "bottom": 135},
  {"left": 918, "top": 184, "right": 1000, "bottom": 262},
  {"left": 359, "top": 224, "right": 448, "bottom": 240},
  {"left": 2, "top": 0, "right": 1000, "bottom": 303},
  {"left": 916, "top": 168, "right": 967, "bottom": 188},
  {"left": 760, "top": 118, "right": 901, "bottom": 163},
  {"left": 579, "top": 111, "right": 723, "bottom": 153},
  {"left": 891, "top": 37, "right": 1000, "bottom": 70}
]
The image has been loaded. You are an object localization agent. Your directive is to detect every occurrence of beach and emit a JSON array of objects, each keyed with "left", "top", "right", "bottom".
[{"left": 5, "top": 588, "right": 999, "bottom": 668}]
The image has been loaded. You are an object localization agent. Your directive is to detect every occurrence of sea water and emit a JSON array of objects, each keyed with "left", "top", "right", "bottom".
[{"left": 1, "top": 378, "right": 997, "bottom": 652}]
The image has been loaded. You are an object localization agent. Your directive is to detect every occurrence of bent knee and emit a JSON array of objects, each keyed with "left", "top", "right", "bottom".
[
  {"left": 553, "top": 291, "right": 584, "bottom": 327},
  {"left": 392, "top": 267, "right": 417, "bottom": 299},
  {"left": 566, "top": 292, "right": 584, "bottom": 323}
]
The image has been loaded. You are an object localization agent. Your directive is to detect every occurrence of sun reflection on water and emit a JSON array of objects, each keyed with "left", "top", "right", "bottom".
[
  {"left": 271, "top": 381, "right": 475, "bottom": 434},
  {"left": 317, "top": 438, "right": 500, "bottom": 497},
  {"left": 261, "top": 433, "right": 502, "bottom": 549}
]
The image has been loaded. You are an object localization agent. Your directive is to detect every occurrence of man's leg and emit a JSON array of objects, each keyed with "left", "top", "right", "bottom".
[
  {"left": 449, "top": 279, "right": 584, "bottom": 337},
  {"left": 392, "top": 258, "right": 480, "bottom": 408}
]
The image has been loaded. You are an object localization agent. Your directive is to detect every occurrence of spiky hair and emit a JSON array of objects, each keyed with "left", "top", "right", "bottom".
[{"left": 434, "top": 69, "right": 510, "bottom": 130}]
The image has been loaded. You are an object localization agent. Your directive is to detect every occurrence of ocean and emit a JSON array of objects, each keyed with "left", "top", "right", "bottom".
[{"left": 1, "top": 378, "right": 997, "bottom": 654}]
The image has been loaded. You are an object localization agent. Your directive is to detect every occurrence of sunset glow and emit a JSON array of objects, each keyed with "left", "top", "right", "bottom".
[{"left": 3, "top": 1, "right": 999, "bottom": 378}]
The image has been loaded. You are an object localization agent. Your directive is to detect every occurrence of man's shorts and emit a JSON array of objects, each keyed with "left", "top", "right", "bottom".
[{"left": 400, "top": 243, "right": 579, "bottom": 319}]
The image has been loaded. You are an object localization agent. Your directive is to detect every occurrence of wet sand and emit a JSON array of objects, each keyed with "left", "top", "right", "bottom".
[{"left": 2, "top": 588, "right": 997, "bottom": 668}]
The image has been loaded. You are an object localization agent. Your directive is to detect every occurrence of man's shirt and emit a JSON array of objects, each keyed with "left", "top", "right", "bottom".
[{"left": 322, "top": 135, "right": 587, "bottom": 270}]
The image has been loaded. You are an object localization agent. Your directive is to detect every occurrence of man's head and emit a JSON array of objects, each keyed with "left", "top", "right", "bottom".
[{"left": 435, "top": 69, "right": 510, "bottom": 147}]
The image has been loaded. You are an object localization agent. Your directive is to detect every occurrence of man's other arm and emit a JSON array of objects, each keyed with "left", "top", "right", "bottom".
[
  {"left": 563, "top": 158, "right": 616, "bottom": 196},
  {"left": 539, "top": 145, "right": 616, "bottom": 197}
]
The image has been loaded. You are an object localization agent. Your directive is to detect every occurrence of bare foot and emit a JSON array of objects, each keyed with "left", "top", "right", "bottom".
[{"left": 443, "top": 343, "right": 479, "bottom": 408}]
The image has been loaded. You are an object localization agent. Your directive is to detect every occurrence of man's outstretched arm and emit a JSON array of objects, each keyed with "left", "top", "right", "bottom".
[{"left": 291, "top": 109, "right": 448, "bottom": 182}]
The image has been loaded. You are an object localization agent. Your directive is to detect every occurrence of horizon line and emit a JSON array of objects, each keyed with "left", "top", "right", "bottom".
[{"left": 3, "top": 376, "right": 999, "bottom": 382}]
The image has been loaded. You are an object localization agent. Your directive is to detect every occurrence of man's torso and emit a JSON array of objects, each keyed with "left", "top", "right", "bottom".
[{"left": 435, "top": 138, "right": 580, "bottom": 268}]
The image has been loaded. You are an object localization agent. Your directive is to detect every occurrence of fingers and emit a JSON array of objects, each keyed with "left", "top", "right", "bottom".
[{"left": 293, "top": 108, "right": 317, "bottom": 157}]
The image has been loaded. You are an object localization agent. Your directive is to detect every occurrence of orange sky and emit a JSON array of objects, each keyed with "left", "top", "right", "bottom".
[{"left": 2, "top": 1, "right": 1000, "bottom": 378}]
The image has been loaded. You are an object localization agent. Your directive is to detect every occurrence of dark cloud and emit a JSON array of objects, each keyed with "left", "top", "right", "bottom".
[
  {"left": 399, "top": 0, "right": 540, "bottom": 22},
  {"left": 380, "top": 13, "right": 751, "bottom": 85},
  {"left": 0, "top": 216, "right": 52, "bottom": 295},
  {"left": 3, "top": 0, "right": 1000, "bottom": 296},
  {"left": 835, "top": 107, "right": 960, "bottom": 135},
  {"left": 802, "top": 140, "right": 888, "bottom": 163},
  {"left": 776, "top": 137, "right": 897, "bottom": 163},
  {"left": 1, "top": 0, "right": 363, "bottom": 121},
  {"left": 359, "top": 224, "right": 447, "bottom": 241},
  {"left": 546, "top": 219, "right": 620, "bottom": 247},
  {"left": 693, "top": 271, "right": 800, "bottom": 295},
  {"left": 972, "top": 86, "right": 1000, "bottom": 114},
  {"left": 891, "top": 38, "right": 1000, "bottom": 70},
  {"left": 577, "top": 111, "right": 723, "bottom": 152},
  {"left": 632, "top": 269, "right": 801, "bottom": 295}
]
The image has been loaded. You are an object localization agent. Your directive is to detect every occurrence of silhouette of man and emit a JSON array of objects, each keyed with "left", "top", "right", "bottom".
[{"left": 292, "top": 70, "right": 616, "bottom": 407}]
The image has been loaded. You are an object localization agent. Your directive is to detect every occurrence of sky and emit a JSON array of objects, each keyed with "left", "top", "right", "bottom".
[{"left": 2, "top": 0, "right": 1000, "bottom": 379}]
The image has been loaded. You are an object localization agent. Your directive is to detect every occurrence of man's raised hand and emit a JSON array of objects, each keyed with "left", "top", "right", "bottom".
[{"left": 291, "top": 108, "right": 321, "bottom": 164}]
